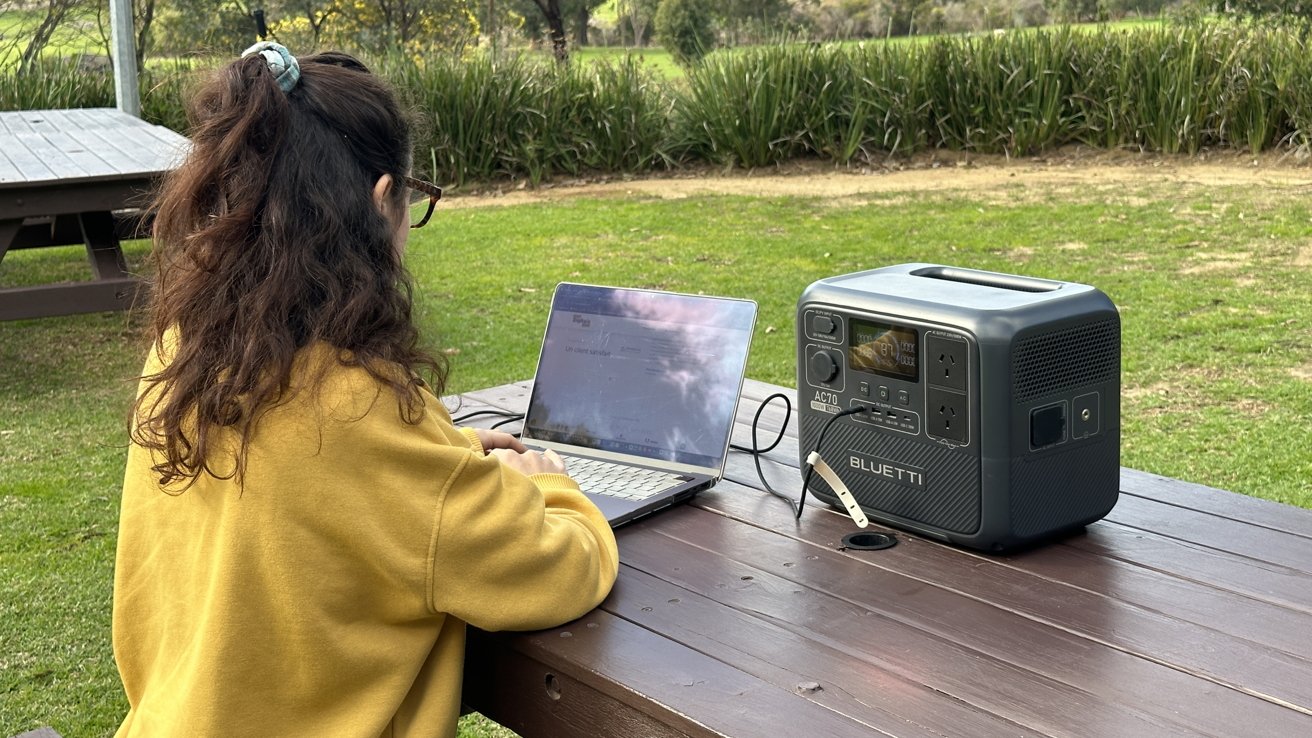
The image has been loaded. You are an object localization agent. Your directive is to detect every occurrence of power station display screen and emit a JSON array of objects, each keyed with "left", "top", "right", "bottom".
[{"left": 849, "top": 319, "right": 919, "bottom": 382}]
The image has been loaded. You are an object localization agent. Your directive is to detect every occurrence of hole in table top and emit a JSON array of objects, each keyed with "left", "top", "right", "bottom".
[{"left": 842, "top": 532, "right": 897, "bottom": 550}]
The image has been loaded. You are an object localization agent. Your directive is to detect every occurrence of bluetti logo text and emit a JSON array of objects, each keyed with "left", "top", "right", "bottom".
[{"left": 849, "top": 452, "right": 925, "bottom": 489}]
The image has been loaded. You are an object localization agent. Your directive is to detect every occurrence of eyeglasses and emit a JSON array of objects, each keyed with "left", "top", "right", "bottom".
[{"left": 403, "top": 175, "right": 442, "bottom": 229}]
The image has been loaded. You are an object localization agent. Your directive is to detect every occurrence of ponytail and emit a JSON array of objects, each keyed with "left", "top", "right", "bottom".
[{"left": 135, "top": 49, "right": 444, "bottom": 489}]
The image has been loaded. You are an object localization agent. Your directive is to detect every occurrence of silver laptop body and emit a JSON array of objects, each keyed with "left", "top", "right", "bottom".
[{"left": 521, "top": 283, "right": 758, "bottom": 526}]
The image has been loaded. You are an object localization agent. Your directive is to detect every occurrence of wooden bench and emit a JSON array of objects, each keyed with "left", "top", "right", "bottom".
[
  {"left": 0, "top": 108, "right": 187, "bottom": 321},
  {"left": 454, "top": 378, "right": 1312, "bottom": 737}
]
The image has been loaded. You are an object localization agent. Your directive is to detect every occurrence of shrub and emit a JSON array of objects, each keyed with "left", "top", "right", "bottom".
[
  {"left": 387, "top": 51, "right": 675, "bottom": 187},
  {"left": 654, "top": 0, "right": 716, "bottom": 67},
  {"left": 4, "top": 24, "right": 1311, "bottom": 181}
]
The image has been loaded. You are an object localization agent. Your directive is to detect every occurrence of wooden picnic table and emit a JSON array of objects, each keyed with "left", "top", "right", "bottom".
[
  {"left": 454, "top": 377, "right": 1312, "bottom": 738},
  {"left": 0, "top": 108, "right": 187, "bottom": 321}
]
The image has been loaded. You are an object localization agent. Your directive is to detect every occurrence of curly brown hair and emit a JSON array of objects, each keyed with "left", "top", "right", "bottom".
[{"left": 132, "top": 50, "right": 446, "bottom": 489}]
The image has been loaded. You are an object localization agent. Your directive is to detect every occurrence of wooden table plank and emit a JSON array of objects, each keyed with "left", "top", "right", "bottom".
[
  {"left": 1, "top": 112, "right": 36, "bottom": 134},
  {"left": 1067, "top": 522, "right": 1312, "bottom": 612},
  {"left": 39, "top": 130, "right": 115, "bottom": 180},
  {"left": 0, "top": 109, "right": 182, "bottom": 186},
  {"left": 713, "top": 451, "right": 1312, "bottom": 616},
  {"left": 607, "top": 564, "right": 1046, "bottom": 738},
  {"left": 1118, "top": 467, "right": 1312, "bottom": 537},
  {"left": 113, "top": 125, "right": 185, "bottom": 170},
  {"left": 647, "top": 498, "right": 1312, "bottom": 734},
  {"left": 0, "top": 134, "right": 58, "bottom": 182},
  {"left": 459, "top": 380, "right": 534, "bottom": 412},
  {"left": 452, "top": 378, "right": 1312, "bottom": 736},
  {"left": 61, "top": 128, "right": 142, "bottom": 177},
  {"left": 0, "top": 278, "right": 144, "bottom": 320},
  {"left": 20, "top": 112, "right": 60, "bottom": 134},
  {"left": 0, "top": 109, "right": 187, "bottom": 320},
  {"left": 720, "top": 389, "right": 1312, "bottom": 612},
  {"left": 467, "top": 609, "right": 881, "bottom": 738},
  {"left": 131, "top": 119, "right": 193, "bottom": 152},
  {"left": 0, "top": 148, "right": 24, "bottom": 183},
  {"left": 996, "top": 528, "right": 1312, "bottom": 658},
  {"left": 1104, "top": 492, "right": 1312, "bottom": 569},
  {"left": 13, "top": 132, "right": 90, "bottom": 180},
  {"left": 619, "top": 504, "right": 1306, "bottom": 735}
]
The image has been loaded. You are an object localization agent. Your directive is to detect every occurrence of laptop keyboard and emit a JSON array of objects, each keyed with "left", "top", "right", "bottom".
[{"left": 562, "top": 454, "right": 687, "bottom": 501}]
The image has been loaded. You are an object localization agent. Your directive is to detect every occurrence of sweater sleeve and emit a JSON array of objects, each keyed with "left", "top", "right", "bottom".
[
  {"left": 428, "top": 449, "right": 619, "bottom": 632},
  {"left": 274, "top": 359, "right": 616, "bottom": 632}
]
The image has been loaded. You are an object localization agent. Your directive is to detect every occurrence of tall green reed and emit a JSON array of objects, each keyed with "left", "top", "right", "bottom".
[
  {"left": 0, "top": 58, "right": 196, "bottom": 134},
  {"left": 392, "top": 51, "right": 673, "bottom": 186},
  {"left": 674, "top": 44, "right": 817, "bottom": 167},
  {"left": 0, "top": 57, "right": 114, "bottom": 111},
  {"left": 923, "top": 30, "right": 1080, "bottom": 154},
  {"left": 848, "top": 43, "right": 933, "bottom": 157},
  {"left": 5, "top": 24, "right": 1311, "bottom": 185}
]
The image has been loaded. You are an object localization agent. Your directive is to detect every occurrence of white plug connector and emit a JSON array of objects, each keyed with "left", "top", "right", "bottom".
[{"left": 806, "top": 451, "right": 869, "bottom": 528}]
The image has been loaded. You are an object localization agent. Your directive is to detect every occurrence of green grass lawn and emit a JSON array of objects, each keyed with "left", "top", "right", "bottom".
[
  {"left": 0, "top": 9, "right": 106, "bottom": 70},
  {"left": 2, "top": 169, "right": 1309, "bottom": 736}
]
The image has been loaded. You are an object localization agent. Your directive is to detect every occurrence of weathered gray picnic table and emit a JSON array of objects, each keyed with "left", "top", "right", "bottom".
[
  {"left": 456, "top": 377, "right": 1312, "bottom": 737},
  {"left": 0, "top": 108, "right": 187, "bottom": 321}
]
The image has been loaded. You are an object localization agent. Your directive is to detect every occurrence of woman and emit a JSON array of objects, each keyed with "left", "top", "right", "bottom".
[{"left": 113, "top": 43, "right": 618, "bottom": 737}]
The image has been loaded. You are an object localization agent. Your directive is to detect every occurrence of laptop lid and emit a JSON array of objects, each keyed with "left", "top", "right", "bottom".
[{"left": 522, "top": 283, "right": 758, "bottom": 479}]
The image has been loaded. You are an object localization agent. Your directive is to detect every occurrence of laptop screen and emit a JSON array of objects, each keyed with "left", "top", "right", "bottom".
[{"left": 525, "top": 284, "right": 757, "bottom": 469}]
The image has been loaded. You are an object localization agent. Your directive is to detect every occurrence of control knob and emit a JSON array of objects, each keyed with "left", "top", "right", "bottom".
[{"left": 810, "top": 351, "right": 839, "bottom": 383}]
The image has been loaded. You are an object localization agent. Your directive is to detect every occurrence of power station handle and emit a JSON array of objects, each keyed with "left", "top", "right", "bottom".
[{"left": 911, "top": 266, "right": 1061, "bottom": 293}]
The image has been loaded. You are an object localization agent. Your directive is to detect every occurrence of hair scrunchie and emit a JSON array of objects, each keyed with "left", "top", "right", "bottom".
[{"left": 241, "top": 41, "right": 301, "bottom": 94}]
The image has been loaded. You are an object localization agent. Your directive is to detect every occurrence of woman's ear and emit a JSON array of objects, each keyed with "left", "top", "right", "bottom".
[{"left": 372, "top": 174, "right": 394, "bottom": 214}]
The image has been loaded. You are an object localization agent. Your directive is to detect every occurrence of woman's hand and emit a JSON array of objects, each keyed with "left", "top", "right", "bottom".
[
  {"left": 472, "top": 428, "right": 526, "bottom": 454},
  {"left": 489, "top": 447, "right": 568, "bottom": 477}
]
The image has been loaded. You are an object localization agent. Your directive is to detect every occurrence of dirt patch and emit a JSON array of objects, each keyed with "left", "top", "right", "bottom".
[
  {"left": 1180, "top": 251, "right": 1254, "bottom": 275},
  {"left": 442, "top": 146, "right": 1312, "bottom": 208}
]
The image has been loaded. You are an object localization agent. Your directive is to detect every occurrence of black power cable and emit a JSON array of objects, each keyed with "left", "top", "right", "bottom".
[
  {"left": 452, "top": 409, "right": 525, "bottom": 438},
  {"left": 729, "top": 393, "right": 866, "bottom": 521},
  {"left": 728, "top": 392, "right": 799, "bottom": 516},
  {"left": 796, "top": 406, "right": 867, "bottom": 520},
  {"left": 451, "top": 409, "right": 523, "bottom": 425}
]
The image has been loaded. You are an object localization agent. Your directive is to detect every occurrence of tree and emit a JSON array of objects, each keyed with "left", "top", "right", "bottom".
[
  {"left": 716, "top": 0, "right": 790, "bottom": 44},
  {"left": 282, "top": 0, "right": 343, "bottom": 49},
  {"left": 354, "top": 0, "right": 480, "bottom": 52},
  {"left": 511, "top": 0, "right": 605, "bottom": 55},
  {"left": 654, "top": 0, "right": 714, "bottom": 67},
  {"left": 527, "top": 0, "right": 568, "bottom": 61},
  {"left": 13, "top": 0, "right": 84, "bottom": 74},
  {"left": 152, "top": 0, "right": 258, "bottom": 56},
  {"left": 1048, "top": 0, "right": 1101, "bottom": 23},
  {"left": 1215, "top": 0, "right": 1312, "bottom": 24},
  {"left": 567, "top": 0, "right": 608, "bottom": 46},
  {"left": 616, "top": 0, "right": 659, "bottom": 45},
  {"left": 147, "top": 0, "right": 477, "bottom": 58}
]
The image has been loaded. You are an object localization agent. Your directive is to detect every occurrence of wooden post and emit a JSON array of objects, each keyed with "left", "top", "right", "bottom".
[{"left": 109, "top": 0, "right": 141, "bottom": 117}]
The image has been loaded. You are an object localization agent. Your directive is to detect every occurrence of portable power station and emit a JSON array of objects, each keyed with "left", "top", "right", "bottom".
[{"left": 797, "top": 264, "right": 1121, "bottom": 551}]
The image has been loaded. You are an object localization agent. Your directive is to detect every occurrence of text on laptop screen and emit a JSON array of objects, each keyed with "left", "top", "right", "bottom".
[{"left": 526, "top": 284, "right": 756, "bottom": 469}]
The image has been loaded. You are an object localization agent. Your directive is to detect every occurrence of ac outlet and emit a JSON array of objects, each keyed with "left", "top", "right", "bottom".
[
  {"left": 926, "top": 334, "right": 968, "bottom": 391},
  {"left": 928, "top": 387, "right": 969, "bottom": 443}
]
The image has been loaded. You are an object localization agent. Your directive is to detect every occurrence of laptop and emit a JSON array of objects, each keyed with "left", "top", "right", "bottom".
[{"left": 520, "top": 283, "right": 758, "bottom": 526}]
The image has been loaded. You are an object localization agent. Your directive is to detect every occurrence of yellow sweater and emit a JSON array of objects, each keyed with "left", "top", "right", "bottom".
[{"left": 113, "top": 342, "right": 619, "bottom": 737}]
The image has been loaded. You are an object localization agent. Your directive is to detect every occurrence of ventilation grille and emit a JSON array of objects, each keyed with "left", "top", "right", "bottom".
[{"left": 1012, "top": 319, "right": 1120, "bottom": 403}]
